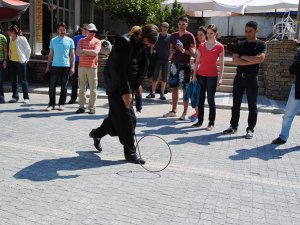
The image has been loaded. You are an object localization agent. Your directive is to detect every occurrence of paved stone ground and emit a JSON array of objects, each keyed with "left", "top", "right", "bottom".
[
  {"left": 0, "top": 93, "right": 300, "bottom": 225},
  {"left": 3, "top": 83, "right": 288, "bottom": 113}
]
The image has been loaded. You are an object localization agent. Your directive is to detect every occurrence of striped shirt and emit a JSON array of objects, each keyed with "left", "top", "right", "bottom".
[
  {"left": 78, "top": 37, "right": 101, "bottom": 68},
  {"left": 0, "top": 34, "right": 7, "bottom": 61}
]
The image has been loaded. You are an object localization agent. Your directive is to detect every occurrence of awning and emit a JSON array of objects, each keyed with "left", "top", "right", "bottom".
[{"left": 0, "top": 0, "right": 30, "bottom": 22}]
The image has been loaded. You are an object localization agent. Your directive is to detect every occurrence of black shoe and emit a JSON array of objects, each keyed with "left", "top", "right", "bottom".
[
  {"left": 76, "top": 108, "right": 85, "bottom": 114},
  {"left": 89, "top": 129, "right": 102, "bottom": 152},
  {"left": 272, "top": 137, "right": 286, "bottom": 145},
  {"left": 146, "top": 92, "right": 155, "bottom": 99},
  {"left": 89, "top": 109, "right": 96, "bottom": 114},
  {"left": 68, "top": 99, "right": 76, "bottom": 104},
  {"left": 223, "top": 127, "right": 237, "bottom": 134},
  {"left": 160, "top": 93, "right": 166, "bottom": 100},
  {"left": 245, "top": 129, "right": 254, "bottom": 139},
  {"left": 192, "top": 122, "right": 202, "bottom": 127},
  {"left": 125, "top": 154, "right": 146, "bottom": 164}
]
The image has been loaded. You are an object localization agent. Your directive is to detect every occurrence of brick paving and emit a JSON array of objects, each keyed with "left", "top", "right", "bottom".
[{"left": 0, "top": 93, "right": 299, "bottom": 225}]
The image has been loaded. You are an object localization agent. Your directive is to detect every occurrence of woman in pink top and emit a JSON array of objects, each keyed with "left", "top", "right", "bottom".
[{"left": 192, "top": 24, "right": 224, "bottom": 130}]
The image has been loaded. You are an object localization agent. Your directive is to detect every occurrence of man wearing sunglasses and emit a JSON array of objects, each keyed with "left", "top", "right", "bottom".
[
  {"left": 163, "top": 16, "right": 196, "bottom": 120},
  {"left": 76, "top": 23, "right": 101, "bottom": 115},
  {"left": 68, "top": 23, "right": 88, "bottom": 104}
]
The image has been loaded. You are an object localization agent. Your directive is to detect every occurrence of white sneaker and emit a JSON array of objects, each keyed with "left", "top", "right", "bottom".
[
  {"left": 45, "top": 106, "right": 54, "bottom": 111},
  {"left": 135, "top": 111, "right": 141, "bottom": 117},
  {"left": 163, "top": 111, "right": 177, "bottom": 117},
  {"left": 58, "top": 105, "right": 64, "bottom": 111},
  {"left": 179, "top": 112, "right": 189, "bottom": 121},
  {"left": 24, "top": 99, "right": 29, "bottom": 104}
]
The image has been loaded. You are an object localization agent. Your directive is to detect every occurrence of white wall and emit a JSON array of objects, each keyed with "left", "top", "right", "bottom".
[{"left": 204, "top": 14, "right": 279, "bottom": 38}]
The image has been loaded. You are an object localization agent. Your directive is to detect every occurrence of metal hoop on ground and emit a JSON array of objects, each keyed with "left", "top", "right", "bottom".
[{"left": 135, "top": 134, "right": 172, "bottom": 173}]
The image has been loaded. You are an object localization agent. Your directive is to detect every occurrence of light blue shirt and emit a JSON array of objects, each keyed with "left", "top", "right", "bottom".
[{"left": 50, "top": 36, "right": 75, "bottom": 67}]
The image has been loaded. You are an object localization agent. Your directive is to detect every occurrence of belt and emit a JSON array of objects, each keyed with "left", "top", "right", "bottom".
[{"left": 237, "top": 72, "right": 257, "bottom": 78}]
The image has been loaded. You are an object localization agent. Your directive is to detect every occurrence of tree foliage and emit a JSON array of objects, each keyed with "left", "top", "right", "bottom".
[
  {"left": 163, "top": 0, "right": 186, "bottom": 33},
  {"left": 95, "top": 0, "right": 163, "bottom": 28},
  {"left": 94, "top": 0, "right": 185, "bottom": 32}
]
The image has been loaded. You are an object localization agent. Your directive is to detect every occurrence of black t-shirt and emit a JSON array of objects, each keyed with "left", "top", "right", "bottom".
[{"left": 234, "top": 40, "right": 266, "bottom": 74}]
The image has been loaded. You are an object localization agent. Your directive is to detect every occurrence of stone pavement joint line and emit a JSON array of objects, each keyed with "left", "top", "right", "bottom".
[{"left": 1, "top": 141, "right": 299, "bottom": 190}]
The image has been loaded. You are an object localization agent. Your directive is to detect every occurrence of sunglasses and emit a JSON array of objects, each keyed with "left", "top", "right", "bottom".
[
  {"left": 178, "top": 23, "right": 187, "bottom": 26},
  {"left": 89, "top": 30, "right": 96, "bottom": 33}
]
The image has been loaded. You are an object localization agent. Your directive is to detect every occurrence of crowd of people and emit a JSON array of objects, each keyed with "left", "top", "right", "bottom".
[{"left": 0, "top": 17, "right": 299, "bottom": 163}]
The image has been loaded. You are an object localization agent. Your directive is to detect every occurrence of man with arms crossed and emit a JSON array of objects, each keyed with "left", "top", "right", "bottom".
[
  {"left": 76, "top": 23, "right": 101, "bottom": 114},
  {"left": 223, "top": 21, "right": 266, "bottom": 139}
]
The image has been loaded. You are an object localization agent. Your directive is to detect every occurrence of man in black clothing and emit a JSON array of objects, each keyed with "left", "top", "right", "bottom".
[
  {"left": 223, "top": 21, "right": 266, "bottom": 139},
  {"left": 89, "top": 24, "right": 159, "bottom": 164}
]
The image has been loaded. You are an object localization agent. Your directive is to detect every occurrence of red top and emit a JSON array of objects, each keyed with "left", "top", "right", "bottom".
[
  {"left": 197, "top": 42, "right": 224, "bottom": 77},
  {"left": 78, "top": 37, "right": 101, "bottom": 68}
]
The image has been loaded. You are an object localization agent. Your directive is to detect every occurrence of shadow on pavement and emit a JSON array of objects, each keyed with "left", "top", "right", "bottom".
[
  {"left": 19, "top": 111, "right": 76, "bottom": 118},
  {"left": 0, "top": 108, "right": 43, "bottom": 113},
  {"left": 14, "top": 151, "right": 126, "bottom": 181},
  {"left": 137, "top": 117, "right": 194, "bottom": 136},
  {"left": 65, "top": 114, "right": 106, "bottom": 121},
  {"left": 20, "top": 104, "right": 48, "bottom": 107},
  {"left": 229, "top": 144, "right": 300, "bottom": 161},
  {"left": 169, "top": 132, "right": 245, "bottom": 146}
]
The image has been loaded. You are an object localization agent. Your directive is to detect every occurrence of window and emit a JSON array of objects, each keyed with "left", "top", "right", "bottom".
[
  {"left": 80, "top": 0, "right": 91, "bottom": 25},
  {"left": 51, "top": 0, "right": 75, "bottom": 35}
]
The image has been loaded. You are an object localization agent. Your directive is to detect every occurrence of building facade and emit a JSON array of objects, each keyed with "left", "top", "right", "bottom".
[{"left": 15, "top": 0, "right": 95, "bottom": 55}]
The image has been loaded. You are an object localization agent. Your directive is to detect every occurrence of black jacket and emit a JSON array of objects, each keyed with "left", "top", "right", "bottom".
[
  {"left": 289, "top": 61, "right": 300, "bottom": 99},
  {"left": 289, "top": 47, "right": 300, "bottom": 99},
  {"left": 103, "top": 34, "right": 150, "bottom": 95}
]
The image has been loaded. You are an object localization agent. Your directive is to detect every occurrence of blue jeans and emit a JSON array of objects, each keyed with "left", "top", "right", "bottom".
[
  {"left": 197, "top": 75, "right": 218, "bottom": 126},
  {"left": 0, "top": 61, "right": 4, "bottom": 101},
  {"left": 48, "top": 67, "right": 70, "bottom": 107},
  {"left": 9, "top": 61, "right": 29, "bottom": 100},
  {"left": 230, "top": 74, "right": 258, "bottom": 131},
  {"left": 279, "top": 84, "right": 300, "bottom": 141}
]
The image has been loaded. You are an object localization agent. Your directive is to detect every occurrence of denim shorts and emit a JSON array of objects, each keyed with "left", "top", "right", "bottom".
[{"left": 168, "top": 63, "right": 191, "bottom": 89}]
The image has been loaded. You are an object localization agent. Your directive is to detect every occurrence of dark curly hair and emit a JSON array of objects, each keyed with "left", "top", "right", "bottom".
[{"left": 8, "top": 24, "right": 22, "bottom": 36}]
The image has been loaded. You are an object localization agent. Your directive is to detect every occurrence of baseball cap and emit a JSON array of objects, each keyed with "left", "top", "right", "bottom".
[{"left": 87, "top": 23, "right": 98, "bottom": 32}]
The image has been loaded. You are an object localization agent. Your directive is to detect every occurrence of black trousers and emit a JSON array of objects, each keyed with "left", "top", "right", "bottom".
[
  {"left": 197, "top": 75, "right": 218, "bottom": 126},
  {"left": 93, "top": 92, "right": 137, "bottom": 156},
  {"left": 69, "top": 61, "right": 79, "bottom": 101},
  {"left": 230, "top": 74, "right": 258, "bottom": 131},
  {"left": 48, "top": 67, "right": 70, "bottom": 107},
  {"left": 134, "top": 86, "right": 143, "bottom": 112},
  {"left": 9, "top": 61, "right": 29, "bottom": 100}
]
